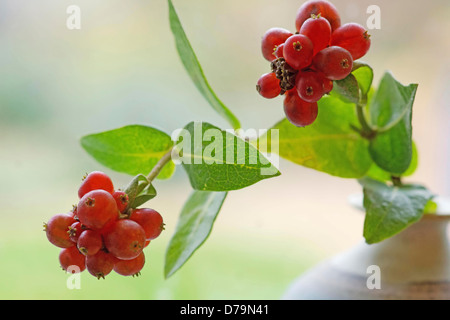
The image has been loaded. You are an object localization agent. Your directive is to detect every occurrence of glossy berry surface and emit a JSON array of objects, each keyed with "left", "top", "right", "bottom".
[
  {"left": 295, "top": 0, "right": 341, "bottom": 32},
  {"left": 261, "top": 27, "right": 293, "bottom": 61},
  {"left": 283, "top": 89, "right": 319, "bottom": 127},
  {"left": 77, "top": 190, "right": 119, "bottom": 230},
  {"left": 78, "top": 171, "right": 114, "bottom": 199},
  {"left": 113, "top": 191, "right": 129, "bottom": 213},
  {"left": 313, "top": 46, "right": 353, "bottom": 80},
  {"left": 103, "top": 219, "right": 146, "bottom": 260},
  {"left": 283, "top": 34, "right": 314, "bottom": 70},
  {"left": 331, "top": 22, "right": 371, "bottom": 60},
  {"left": 44, "top": 213, "right": 76, "bottom": 248},
  {"left": 59, "top": 246, "right": 86, "bottom": 273},
  {"left": 129, "top": 208, "right": 165, "bottom": 240},
  {"left": 114, "top": 252, "right": 146, "bottom": 276},
  {"left": 86, "top": 250, "right": 116, "bottom": 279},
  {"left": 299, "top": 15, "right": 332, "bottom": 56},
  {"left": 295, "top": 71, "right": 326, "bottom": 103},
  {"left": 68, "top": 221, "right": 84, "bottom": 243},
  {"left": 256, "top": 73, "right": 281, "bottom": 99},
  {"left": 77, "top": 230, "right": 103, "bottom": 256}
]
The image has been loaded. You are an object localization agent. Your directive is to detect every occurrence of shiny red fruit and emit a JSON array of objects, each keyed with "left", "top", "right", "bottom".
[
  {"left": 295, "top": 0, "right": 341, "bottom": 32},
  {"left": 313, "top": 46, "right": 353, "bottom": 80},
  {"left": 295, "top": 71, "right": 326, "bottom": 103},
  {"left": 299, "top": 15, "right": 332, "bottom": 56},
  {"left": 114, "top": 252, "right": 146, "bottom": 277},
  {"left": 283, "top": 89, "right": 318, "bottom": 127},
  {"left": 77, "top": 190, "right": 119, "bottom": 230},
  {"left": 331, "top": 23, "right": 371, "bottom": 60},
  {"left": 283, "top": 34, "right": 314, "bottom": 70},
  {"left": 59, "top": 246, "right": 86, "bottom": 273},
  {"left": 261, "top": 27, "right": 293, "bottom": 61},
  {"left": 256, "top": 73, "right": 281, "bottom": 99},
  {"left": 78, "top": 171, "right": 114, "bottom": 199},
  {"left": 103, "top": 219, "right": 146, "bottom": 260},
  {"left": 129, "top": 208, "right": 165, "bottom": 240},
  {"left": 45, "top": 213, "right": 76, "bottom": 248}
]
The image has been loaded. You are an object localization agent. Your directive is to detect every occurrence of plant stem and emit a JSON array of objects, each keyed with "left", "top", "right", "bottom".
[
  {"left": 391, "top": 175, "right": 403, "bottom": 187},
  {"left": 356, "top": 103, "right": 376, "bottom": 139},
  {"left": 146, "top": 148, "right": 174, "bottom": 183}
]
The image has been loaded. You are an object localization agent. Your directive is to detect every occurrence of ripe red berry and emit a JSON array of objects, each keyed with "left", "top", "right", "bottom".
[
  {"left": 295, "top": 71, "right": 326, "bottom": 103},
  {"left": 103, "top": 219, "right": 146, "bottom": 260},
  {"left": 313, "top": 46, "right": 353, "bottom": 80},
  {"left": 261, "top": 27, "right": 293, "bottom": 61},
  {"left": 299, "top": 15, "right": 332, "bottom": 56},
  {"left": 78, "top": 171, "right": 114, "bottom": 199},
  {"left": 44, "top": 213, "right": 76, "bottom": 248},
  {"left": 283, "top": 89, "right": 318, "bottom": 127},
  {"left": 68, "top": 221, "right": 84, "bottom": 243},
  {"left": 331, "top": 22, "right": 371, "bottom": 60},
  {"left": 283, "top": 34, "right": 314, "bottom": 70},
  {"left": 77, "top": 230, "right": 103, "bottom": 256},
  {"left": 77, "top": 190, "right": 119, "bottom": 230},
  {"left": 274, "top": 43, "right": 285, "bottom": 59},
  {"left": 114, "top": 252, "right": 146, "bottom": 277},
  {"left": 113, "top": 191, "right": 129, "bottom": 213},
  {"left": 295, "top": 0, "right": 341, "bottom": 32},
  {"left": 59, "top": 246, "right": 86, "bottom": 273},
  {"left": 256, "top": 73, "right": 281, "bottom": 99},
  {"left": 129, "top": 208, "right": 165, "bottom": 240},
  {"left": 86, "top": 250, "right": 116, "bottom": 279},
  {"left": 320, "top": 73, "right": 334, "bottom": 93}
]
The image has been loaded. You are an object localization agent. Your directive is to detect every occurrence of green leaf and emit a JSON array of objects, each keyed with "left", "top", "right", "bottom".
[
  {"left": 352, "top": 61, "right": 374, "bottom": 98},
  {"left": 360, "top": 178, "right": 433, "bottom": 244},
  {"left": 175, "top": 122, "right": 280, "bottom": 191},
  {"left": 122, "top": 174, "right": 157, "bottom": 210},
  {"left": 81, "top": 125, "right": 175, "bottom": 179},
  {"left": 331, "top": 73, "right": 360, "bottom": 104},
  {"left": 368, "top": 72, "right": 418, "bottom": 175},
  {"left": 165, "top": 190, "right": 227, "bottom": 278},
  {"left": 365, "top": 141, "right": 419, "bottom": 182},
  {"left": 167, "top": 0, "right": 241, "bottom": 130},
  {"left": 264, "top": 94, "right": 373, "bottom": 178}
]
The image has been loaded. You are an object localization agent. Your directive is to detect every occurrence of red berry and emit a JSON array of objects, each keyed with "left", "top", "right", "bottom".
[
  {"left": 113, "top": 191, "right": 129, "bottom": 213},
  {"left": 86, "top": 250, "right": 116, "bottom": 279},
  {"left": 313, "top": 46, "right": 353, "bottom": 80},
  {"left": 274, "top": 43, "right": 285, "bottom": 59},
  {"left": 295, "top": 0, "right": 341, "bottom": 32},
  {"left": 256, "top": 73, "right": 281, "bottom": 99},
  {"left": 44, "top": 213, "right": 76, "bottom": 248},
  {"left": 129, "top": 208, "right": 165, "bottom": 240},
  {"left": 78, "top": 171, "right": 114, "bottom": 199},
  {"left": 114, "top": 252, "right": 145, "bottom": 277},
  {"left": 103, "top": 219, "right": 146, "bottom": 260},
  {"left": 77, "top": 230, "right": 103, "bottom": 256},
  {"left": 331, "top": 23, "right": 371, "bottom": 60},
  {"left": 59, "top": 246, "right": 86, "bottom": 273},
  {"left": 295, "top": 71, "right": 326, "bottom": 103},
  {"left": 283, "top": 34, "right": 314, "bottom": 70},
  {"left": 283, "top": 89, "right": 318, "bottom": 127},
  {"left": 68, "top": 221, "right": 84, "bottom": 243},
  {"left": 261, "top": 27, "right": 293, "bottom": 61},
  {"left": 144, "top": 240, "right": 151, "bottom": 248},
  {"left": 299, "top": 15, "right": 332, "bottom": 56},
  {"left": 77, "top": 190, "right": 119, "bottom": 230},
  {"left": 320, "top": 73, "right": 334, "bottom": 93}
]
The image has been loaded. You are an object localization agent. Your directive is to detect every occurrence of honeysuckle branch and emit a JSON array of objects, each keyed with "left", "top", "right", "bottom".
[
  {"left": 146, "top": 147, "right": 174, "bottom": 183},
  {"left": 356, "top": 102, "right": 376, "bottom": 140}
]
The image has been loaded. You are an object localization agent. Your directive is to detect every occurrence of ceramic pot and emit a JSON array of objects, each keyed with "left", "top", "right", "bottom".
[{"left": 282, "top": 196, "right": 450, "bottom": 300}]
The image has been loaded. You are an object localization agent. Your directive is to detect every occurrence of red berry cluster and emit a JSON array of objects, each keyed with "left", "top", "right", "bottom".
[
  {"left": 256, "top": 0, "right": 371, "bottom": 127},
  {"left": 44, "top": 171, "right": 164, "bottom": 279}
]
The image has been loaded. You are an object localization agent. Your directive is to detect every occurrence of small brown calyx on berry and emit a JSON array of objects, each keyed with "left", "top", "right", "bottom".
[
  {"left": 132, "top": 272, "right": 141, "bottom": 278},
  {"left": 160, "top": 223, "right": 166, "bottom": 231},
  {"left": 363, "top": 30, "right": 371, "bottom": 40},
  {"left": 67, "top": 226, "right": 77, "bottom": 237},
  {"left": 293, "top": 41, "right": 303, "bottom": 51},
  {"left": 119, "top": 194, "right": 129, "bottom": 205},
  {"left": 340, "top": 58, "right": 350, "bottom": 69},
  {"left": 306, "top": 86, "right": 314, "bottom": 96},
  {"left": 95, "top": 272, "right": 105, "bottom": 280},
  {"left": 43, "top": 222, "right": 48, "bottom": 232},
  {"left": 85, "top": 197, "right": 95, "bottom": 207},
  {"left": 271, "top": 58, "right": 298, "bottom": 94},
  {"left": 310, "top": 13, "right": 322, "bottom": 19}
]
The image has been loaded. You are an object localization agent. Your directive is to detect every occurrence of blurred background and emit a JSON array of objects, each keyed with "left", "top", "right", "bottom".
[{"left": 0, "top": 0, "right": 449, "bottom": 299}]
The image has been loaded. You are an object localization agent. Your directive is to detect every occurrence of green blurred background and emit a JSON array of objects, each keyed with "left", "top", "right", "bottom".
[{"left": 0, "top": 0, "right": 449, "bottom": 299}]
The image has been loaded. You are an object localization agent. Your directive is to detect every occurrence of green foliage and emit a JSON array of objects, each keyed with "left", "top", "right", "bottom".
[
  {"left": 167, "top": 0, "right": 241, "bottom": 130},
  {"left": 176, "top": 121, "right": 280, "bottom": 191},
  {"left": 81, "top": 125, "right": 175, "bottom": 179},
  {"left": 165, "top": 190, "right": 227, "bottom": 278},
  {"left": 266, "top": 94, "right": 373, "bottom": 178},
  {"left": 360, "top": 178, "right": 433, "bottom": 244},
  {"left": 123, "top": 174, "right": 157, "bottom": 210}
]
